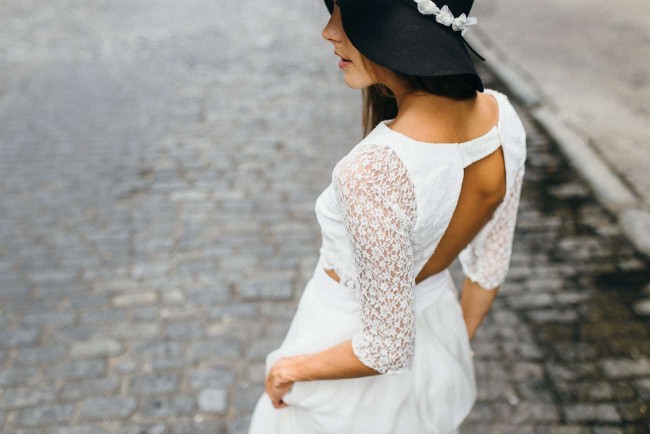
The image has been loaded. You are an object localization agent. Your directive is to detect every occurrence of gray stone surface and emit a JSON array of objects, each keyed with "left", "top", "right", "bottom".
[
  {"left": 198, "top": 389, "right": 229, "bottom": 414},
  {"left": 465, "top": 2, "right": 650, "bottom": 259},
  {"left": 468, "top": 0, "right": 650, "bottom": 208},
  {"left": 1, "top": 0, "right": 650, "bottom": 433}
]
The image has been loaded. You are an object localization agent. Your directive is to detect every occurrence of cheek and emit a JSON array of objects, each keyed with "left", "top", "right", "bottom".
[
  {"left": 351, "top": 56, "right": 372, "bottom": 79},
  {"left": 347, "top": 47, "right": 368, "bottom": 76}
]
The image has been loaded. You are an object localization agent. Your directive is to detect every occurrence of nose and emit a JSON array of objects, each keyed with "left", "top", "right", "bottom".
[
  {"left": 321, "top": 11, "right": 342, "bottom": 42},
  {"left": 322, "top": 22, "right": 340, "bottom": 43}
]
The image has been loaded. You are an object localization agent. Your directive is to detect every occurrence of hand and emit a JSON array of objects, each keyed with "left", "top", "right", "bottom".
[
  {"left": 265, "top": 355, "right": 306, "bottom": 409},
  {"left": 466, "top": 327, "right": 475, "bottom": 341}
]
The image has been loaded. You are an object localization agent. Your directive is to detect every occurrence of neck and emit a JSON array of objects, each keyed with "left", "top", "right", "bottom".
[{"left": 384, "top": 79, "right": 478, "bottom": 126}]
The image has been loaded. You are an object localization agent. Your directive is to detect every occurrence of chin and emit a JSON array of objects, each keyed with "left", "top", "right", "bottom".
[{"left": 343, "top": 75, "right": 370, "bottom": 90}]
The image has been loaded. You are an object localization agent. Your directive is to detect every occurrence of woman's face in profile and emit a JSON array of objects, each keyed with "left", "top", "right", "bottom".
[{"left": 321, "top": 1, "right": 376, "bottom": 89}]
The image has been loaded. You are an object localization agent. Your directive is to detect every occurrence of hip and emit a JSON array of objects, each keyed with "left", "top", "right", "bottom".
[{"left": 261, "top": 256, "right": 477, "bottom": 432}]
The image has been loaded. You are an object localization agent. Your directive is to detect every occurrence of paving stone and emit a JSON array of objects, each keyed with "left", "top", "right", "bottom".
[
  {"left": 70, "top": 338, "right": 124, "bottom": 359},
  {"left": 633, "top": 378, "right": 650, "bottom": 399},
  {"left": 563, "top": 404, "right": 622, "bottom": 423},
  {"left": 116, "top": 425, "right": 166, "bottom": 434},
  {"left": 112, "top": 292, "right": 158, "bottom": 308},
  {"left": 208, "top": 303, "right": 259, "bottom": 320},
  {"left": 60, "top": 377, "right": 121, "bottom": 401},
  {"left": 0, "top": 328, "right": 40, "bottom": 349},
  {"left": 550, "top": 341, "right": 599, "bottom": 362},
  {"left": 78, "top": 396, "right": 138, "bottom": 420},
  {"left": 167, "top": 419, "right": 224, "bottom": 434},
  {"left": 13, "top": 346, "right": 68, "bottom": 365},
  {"left": 186, "top": 367, "right": 236, "bottom": 390},
  {"left": 45, "top": 360, "right": 107, "bottom": 382},
  {"left": 581, "top": 322, "right": 648, "bottom": 339},
  {"left": 109, "top": 322, "right": 160, "bottom": 340},
  {"left": 162, "top": 321, "right": 204, "bottom": 339},
  {"left": 493, "top": 402, "right": 560, "bottom": 423},
  {"left": 187, "top": 337, "right": 242, "bottom": 361},
  {"left": 511, "top": 362, "right": 546, "bottom": 381},
  {"left": 128, "top": 371, "right": 179, "bottom": 396},
  {"left": 632, "top": 298, "right": 650, "bottom": 316},
  {"left": 533, "top": 427, "right": 591, "bottom": 434},
  {"left": 0, "top": 366, "right": 42, "bottom": 387},
  {"left": 601, "top": 358, "right": 650, "bottom": 379},
  {"left": 507, "top": 293, "right": 555, "bottom": 310},
  {"left": 591, "top": 428, "right": 625, "bottom": 434},
  {"left": 47, "top": 426, "right": 110, "bottom": 434},
  {"left": 569, "top": 381, "right": 636, "bottom": 401},
  {"left": 546, "top": 362, "right": 599, "bottom": 383},
  {"left": 137, "top": 395, "right": 195, "bottom": 419},
  {"left": 197, "top": 389, "right": 228, "bottom": 413},
  {"left": 14, "top": 403, "right": 76, "bottom": 427},
  {"left": 238, "top": 273, "right": 294, "bottom": 301},
  {"left": 617, "top": 401, "right": 650, "bottom": 423},
  {"left": 527, "top": 309, "right": 579, "bottom": 323},
  {"left": 0, "top": 384, "right": 59, "bottom": 409},
  {"left": 554, "top": 291, "right": 592, "bottom": 305}
]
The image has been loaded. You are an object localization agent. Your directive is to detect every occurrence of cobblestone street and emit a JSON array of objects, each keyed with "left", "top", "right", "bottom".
[{"left": 1, "top": 1, "right": 649, "bottom": 433}]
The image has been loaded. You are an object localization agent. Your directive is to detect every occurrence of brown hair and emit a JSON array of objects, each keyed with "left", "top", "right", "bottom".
[{"left": 359, "top": 53, "right": 480, "bottom": 137}]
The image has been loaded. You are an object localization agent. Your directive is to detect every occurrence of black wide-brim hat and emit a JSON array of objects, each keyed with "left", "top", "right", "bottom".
[{"left": 323, "top": 0, "right": 485, "bottom": 92}]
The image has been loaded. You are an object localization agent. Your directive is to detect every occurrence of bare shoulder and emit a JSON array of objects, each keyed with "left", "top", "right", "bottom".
[{"left": 464, "top": 92, "right": 506, "bottom": 203}]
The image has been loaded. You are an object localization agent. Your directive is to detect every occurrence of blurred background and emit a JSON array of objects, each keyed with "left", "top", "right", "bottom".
[{"left": 0, "top": 0, "right": 649, "bottom": 432}]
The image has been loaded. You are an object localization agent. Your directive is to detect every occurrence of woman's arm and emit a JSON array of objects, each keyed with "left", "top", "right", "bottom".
[
  {"left": 267, "top": 278, "right": 498, "bottom": 409},
  {"left": 276, "top": 339, "right": 380, "bottom": 382},
  {"left": 266, "top": 143, "right": 418, "bottom": 408},
  {"left": 268, "top": 276, "right": 499, "bottom": 406},
  {"left": 459, "top": 277, "right": 499, "bottom": 341},
  {"left": 457, "top": 166, "right": 525, "bottom": 342},
  {"left": 265, "top": 339, "right": 379, "bottom": 409}
]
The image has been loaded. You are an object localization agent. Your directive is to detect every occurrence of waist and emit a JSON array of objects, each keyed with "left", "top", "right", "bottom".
[{"left": 312, "top": 255, "right": 456, "bottom": 314}]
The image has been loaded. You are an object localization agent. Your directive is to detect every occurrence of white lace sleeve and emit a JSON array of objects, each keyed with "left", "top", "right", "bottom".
[
  {"left": 459, "top": 165, "right": 525, "bottom": 291},
  {"left": 332, "top": 143, "right": 418, "bottom": 375}
]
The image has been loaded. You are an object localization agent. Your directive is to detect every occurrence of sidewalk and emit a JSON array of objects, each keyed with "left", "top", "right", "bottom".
[{"left": 466, "top": 0, "right": 650, "bottom": 258}]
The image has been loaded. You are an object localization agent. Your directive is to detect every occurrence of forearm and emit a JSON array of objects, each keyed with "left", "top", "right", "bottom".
[
  {"left": 281, "top": 276, "right": 498, "bottom": 382},
  {"left": 285, "top": 339, "right": 381, "bottom": 382},
  {"left": 460, "top": 276, "right": 499, "bottom": 341}
]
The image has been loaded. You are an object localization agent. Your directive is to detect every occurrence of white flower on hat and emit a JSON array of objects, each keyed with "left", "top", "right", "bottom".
[
  {"left": 414, "top": 0, "right": 440, "bottom": 15},
  {"left": 452, "top": 13, "right": 478, "bottom": 35},
  {"left": 412, "top": 0, "right": 478, "bottom": 36},
  {"left": 452, "top": 13, "right": 467, "bottom": 31},
  {"left": 435, "top": 5, "right": 455, "bottom": 26}
]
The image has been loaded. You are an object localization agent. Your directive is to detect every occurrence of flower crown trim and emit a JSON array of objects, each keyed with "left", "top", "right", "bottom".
[{"left": 412, "top": 1, "right": 477, "bottom": 36}]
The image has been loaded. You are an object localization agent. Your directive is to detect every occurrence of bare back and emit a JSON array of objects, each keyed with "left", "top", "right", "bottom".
[
  {"left": 415, "top": 93, "right": 504, "bottom": 283},
  {"left": 324, "top": 93, "right": 505, "bottom": 285}
]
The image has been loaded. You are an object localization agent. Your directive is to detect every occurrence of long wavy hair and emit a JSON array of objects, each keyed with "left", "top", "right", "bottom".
[{"left": 358, "top": 53, "right": 481, "bottom": 137}]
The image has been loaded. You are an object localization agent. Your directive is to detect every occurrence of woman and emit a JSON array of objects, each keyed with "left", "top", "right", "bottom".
[{"left": 248, "top": 0, "right": 527, "bottom": 432}]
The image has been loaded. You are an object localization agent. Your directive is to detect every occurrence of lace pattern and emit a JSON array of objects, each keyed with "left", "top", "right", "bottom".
[
  {"left": 332, "top": 142, "right": 418, "bottom": 375},
  {"left": 459, "top": 165, "right": 525, "bottom": 290}
]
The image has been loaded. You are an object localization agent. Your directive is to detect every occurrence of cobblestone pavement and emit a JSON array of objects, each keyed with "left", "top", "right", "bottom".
[{"left": 1, "top": 1, "right": 649, "bottom": 433}]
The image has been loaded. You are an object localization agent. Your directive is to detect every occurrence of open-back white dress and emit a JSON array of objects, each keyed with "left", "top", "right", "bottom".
[{"left": 248, "top": 88, "right": 527, "bottom": 434}]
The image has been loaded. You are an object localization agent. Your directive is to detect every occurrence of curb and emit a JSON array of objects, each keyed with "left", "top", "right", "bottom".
[{"left": 465, "top": 30, "right": 650, "bottom": 260}]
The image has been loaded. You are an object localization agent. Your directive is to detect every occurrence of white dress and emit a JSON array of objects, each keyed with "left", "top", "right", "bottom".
[{"left": 247, "top": 88, "right": 527, "bottom": 434}]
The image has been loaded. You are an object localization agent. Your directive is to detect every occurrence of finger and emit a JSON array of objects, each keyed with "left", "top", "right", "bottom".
[{"left": 271, "top": 397, "right": 288, "bottom": 409}]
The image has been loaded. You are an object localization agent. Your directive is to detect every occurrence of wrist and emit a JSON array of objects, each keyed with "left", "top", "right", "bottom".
[{"left": 277, "top": 354, "right": 311, "bottom": 383}]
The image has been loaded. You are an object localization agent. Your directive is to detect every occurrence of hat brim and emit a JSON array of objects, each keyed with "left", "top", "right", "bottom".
[{"left": 324, "top": 0, "right": 484, "bottom": 92}]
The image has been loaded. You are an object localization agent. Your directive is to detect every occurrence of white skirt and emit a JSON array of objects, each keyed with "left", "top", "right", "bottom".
[{"left": 248, "top": 255, "right": 477, "bottom": 434}]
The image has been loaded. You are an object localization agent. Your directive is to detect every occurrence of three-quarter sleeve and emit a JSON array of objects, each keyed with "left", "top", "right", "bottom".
[
  {"left": 332, "top": 143, "right": 418, "bottom": 375},
  {"left": 458, "top": 164, "right": 525, "bottom": 291}
]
